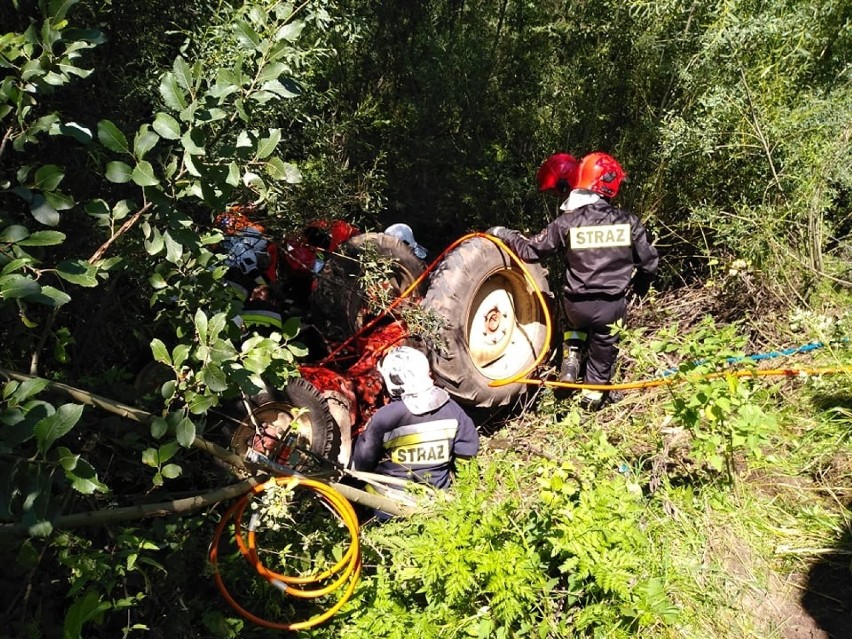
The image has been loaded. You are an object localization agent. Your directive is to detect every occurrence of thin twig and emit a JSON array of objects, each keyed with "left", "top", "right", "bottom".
[
  {"left": 0, "top": 125, "right": 13, "bottom": 161},
  {"left": 88, "top": 202, "right": 153, "bottom": 264},
  {"left": 739, "top": 68, "right": 784, "bottom": 196}
]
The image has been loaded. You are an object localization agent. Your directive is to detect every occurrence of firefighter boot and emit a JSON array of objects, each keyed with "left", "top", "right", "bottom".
[
  {"left": 605, "top": 390, "right": 625, "bottom": 405},
  {"left": 560, "top": 345, "right": 582, "bottom": 383}
]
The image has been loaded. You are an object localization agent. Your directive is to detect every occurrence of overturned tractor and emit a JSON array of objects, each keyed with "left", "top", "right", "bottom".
[{"left": 222, "top": 219, "right": 552, "bottom": 473}]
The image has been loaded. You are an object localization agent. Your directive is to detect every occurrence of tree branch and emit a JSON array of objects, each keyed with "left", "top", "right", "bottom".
[
  {"left": 0, "top": 367, "right": 412, "bottom": 525},
  {"left": 88, "top": 202, "right": 153, "bottom": 264},
  {"left": 0, "top": 477, "right": 264, "bottom": 536},
  {"left": 0, "top": 125, "right": 13, "bottom": 162},
  {"left": 739, "top": 68, "right": 784, "bottom": 196}
]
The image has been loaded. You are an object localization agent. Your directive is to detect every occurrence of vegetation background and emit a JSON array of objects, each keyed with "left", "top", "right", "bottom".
[{"left": 0, "top": 0, "right": 850, "bottom": 637}]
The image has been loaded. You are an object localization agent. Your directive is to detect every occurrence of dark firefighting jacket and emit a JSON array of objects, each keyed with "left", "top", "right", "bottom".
[
  {"left": 351, "top": 398, "right": 479, "bottom": 490},
  {"left": 501, "top": 198, "right": 659, "bottom": 298}
]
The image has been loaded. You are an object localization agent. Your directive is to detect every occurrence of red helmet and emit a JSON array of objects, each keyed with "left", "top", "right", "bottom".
[
  {"left": 536, "top": 153, "right": 579, "bottom": 193},
  {"left": 575, "top": 152, "right": 626, "bottom": 198}
]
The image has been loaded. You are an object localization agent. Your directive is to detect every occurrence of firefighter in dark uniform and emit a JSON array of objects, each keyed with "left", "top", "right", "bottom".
[
  {"left": 351, "top": 346, "right": 479, "bottom": 517},
  {"left": 488, "top": 152, "right": 659, "bottom": 410}
]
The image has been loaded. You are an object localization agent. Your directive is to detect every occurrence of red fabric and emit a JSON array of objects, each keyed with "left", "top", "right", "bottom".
[
  {"left": 328, "top": 220, "right": 360, "bottom": 251},
  {"left": 299, "top": 321, "right": 408, "bottom": 435}
]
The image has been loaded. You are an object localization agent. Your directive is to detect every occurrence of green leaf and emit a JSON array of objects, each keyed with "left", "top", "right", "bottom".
[
  {"left": 8, "top": 377, "right": 50, "bottom": 403},
  {"left": 152, "top": 112, "right": 181, "bottom": 140},
  {"left": 0, "top": 274, "right": 41, "bottom": 299},
  {"left": 275, "top": 20, "right": 304, "bottom": 42},
  {"left": 226, "top": 161, "right": 240, "bottom": 187},
  {"left": 195, "top": 309, "right": 209, "bottom": 342},
  {"left": 19, "top": 230, "right": 65, "bottom": 246},
  {"left": 38, "top": 285, "right": 72, "bottom": 307},
  {"left": 141, "top": 448, "right": 159, "bottom": 467},
  {"left": 2, "top": 258, "right": 30, "bottom": 275},
  {"left": 43, "top": 190, "right": 75, "bottom": 212},
  {"left": 131, "top": 161, "right": 160, "bottom": 187},
  {"left": 56, "top": 260, "right": 99, "bottom": 287},
  {"left": 233, "top": 21, "right": 261, "bottom": 48},
  {"left": 261, "top": 79, "right": 300, "bottom": 98},
  {"left": 201, "top": 363, "right": 228, "bottom": 393},
  {"left": 181, "top": 128, "right": 206, "bottom": 156},
  {"left": 161, "top": 380, "right": 176, "bottom": 399},
  {"left": 0, "top": 225, "right": 30, "bottom": 243},
  {"left": 235, "top": 130, "right": 253, "bottom": 148},
  {"left": 105, "top": 161, "right": 133, "bottom": 183},
  {"left": 159, "top": 72, "right": 187, "bottom": 111},
  {"left": 256, "top": 62, "right": 287, "bottom": 84},
  {"left": 58, "top": 122, "right": 93, "bottom": 145},
  {"left": 256, "top": 128, "right": 281, "bottom": 160},
  {"left": 151, "top": 338, "right": 171, "bottom": 365},
  {"left": 172, "top": 344, "right": 190, "bottom": 369},
  {"left": 97, "top": 119, "right": 130, "bottom": 154},
  {"left": 49, "top": 0, "right": 79, "bottom": 24},
  {"left": 150, "top": 416, "right": 168, "bottom": 439},
  {"left": 148, "top": 272, "right": 167, "bottom": 289},
  {"left": 264, "top": 156, "right": 287, "bottom": 180},
  {"left": 163, "top": 231, "right": 183, "bottom": 263},
  {"left": 158, "top": 440, "right": 180, "bottom": 463},
  {"left": 33, "top": 164, "right": 64, "bottom": 191},
  {"left": 288, "top": 342, "right": 309, "bottom": 358},
  {"left": 282, "top": 316, "right": 300, "bottom": 339},
  {"left": 30, "top": 194, "right": 60, "bottom": 226},
  {"left": 175, "top": 415, "right": 196, "bottom": 447},
  {"left": 172, "top": 56, "right": 192, "bottom": 90},
  {"left": 34, "top": 403, "right": 84, "bottom": 455},
  {"left": 144, "top": 227, "right": 165, "bottom": 255},
  {"left": 63, "top": 589, "right": 112, "bottom": 639},
  {"left": 161, "top": 463, "right": 182, "bottom": 479},
  {"left": 133, "top": 125, "right": 160, "bottom": 159},
  {"left": 54, "top": 446, "right": 80, "bottom": 471},
  {"left": 66, "top": 458, "right": 108, "bottom": 494},
  {"left": 187, "top": 393, "right": 215, "bottom": 415}
]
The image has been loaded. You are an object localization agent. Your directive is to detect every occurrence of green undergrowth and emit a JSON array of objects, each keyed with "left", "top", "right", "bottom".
[{"left": 302, "top": 316, "right": 852, "bottom": 639}]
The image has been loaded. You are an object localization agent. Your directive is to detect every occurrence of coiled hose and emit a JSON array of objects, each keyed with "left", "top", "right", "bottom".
[{"left": 209, "top": 476, "right": 361, "bottom": 631}]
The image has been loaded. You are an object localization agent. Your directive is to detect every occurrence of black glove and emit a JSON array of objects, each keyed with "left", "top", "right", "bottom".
[{"left": 631, "top": 272, "right": 653, "bottom": 298}]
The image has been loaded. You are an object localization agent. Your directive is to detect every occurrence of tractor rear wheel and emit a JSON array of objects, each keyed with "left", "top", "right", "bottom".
[
  {"left": 311, "top": 232, "right": 427, "bottom": 340},
  {"left": 421, "top": 236, "right": 552, "bottom": 408}
]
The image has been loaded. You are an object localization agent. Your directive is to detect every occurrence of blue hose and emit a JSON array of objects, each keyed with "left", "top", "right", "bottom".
[{"left": 660, "top": 339, "right": 848, "bottom": 377}]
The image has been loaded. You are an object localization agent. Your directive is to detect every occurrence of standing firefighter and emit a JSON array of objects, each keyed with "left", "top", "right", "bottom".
[
  {"left": 488, "top": 152, "right": 659, "bottom": 410},
  {"left": 351, "top": 346, "right": 479, "bottom": 517}
]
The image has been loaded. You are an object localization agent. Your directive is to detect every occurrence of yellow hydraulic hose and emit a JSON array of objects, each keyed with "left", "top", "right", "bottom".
[
  {"left": 317, "top": 230, "right": 852, "bottom": 391},
  {"left": 479, "top": 238, "right": 852, "bottom": 390},
  {"left": 209, "top": 476, "right": 361, "bottom": 631}
]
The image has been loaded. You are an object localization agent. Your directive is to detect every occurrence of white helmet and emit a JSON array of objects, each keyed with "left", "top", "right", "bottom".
[
  {"left": 378, "top": 346, "right": 450, "bottom": 414},
  {"left": 384, "top": 223, "right": 427, "bottom": 259},
  {"left": 378, "top": 346, "right": 432, "bottom": 397}
]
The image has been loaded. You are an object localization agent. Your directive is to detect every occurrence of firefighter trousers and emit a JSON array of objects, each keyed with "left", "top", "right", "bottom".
[{"left": 561, "top": 294, "right": 627, "bottom": 385}]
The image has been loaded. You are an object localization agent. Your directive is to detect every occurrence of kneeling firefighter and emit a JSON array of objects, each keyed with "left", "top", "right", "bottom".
[
  {"left": 350, "top": 346, "right": 480, "bottom": 517},
  {"left": 488, "top": 152, "right": 659, "bottom": 410}
]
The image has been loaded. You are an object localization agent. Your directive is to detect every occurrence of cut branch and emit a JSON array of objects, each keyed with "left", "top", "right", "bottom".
[
  {"left": 88, "top": 202, "right": 153, "bottom": 264},
  {"left": 0, "top": 367, "right": 412, "bottom": 524}
]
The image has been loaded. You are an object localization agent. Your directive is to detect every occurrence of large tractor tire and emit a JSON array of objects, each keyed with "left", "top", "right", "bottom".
[
  {"left": 421, "top": 236, "right": 552, "bottom": 408},
  {"left": 311, "top": 232, "right": 427, "bottom": 340},
  {"left": 230, "top": 377, "right": 340, "bottom": 471}
]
